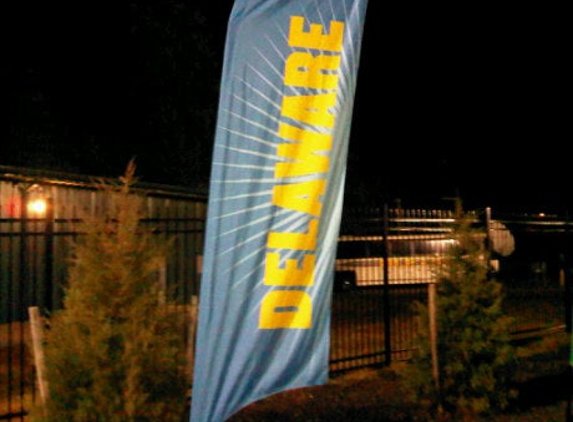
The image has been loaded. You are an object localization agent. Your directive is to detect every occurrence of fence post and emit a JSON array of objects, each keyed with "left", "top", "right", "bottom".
[
  {"left": 44, "top": 197, "right": 54, "bottom": 312},
  {"left": 484, "top": 207, "right": 492, "bottom": 252},
  {"left": 484, "top": 207, "right": 494, "bottom": 282},
  {"left": 29, "top": 306, "right": 49, "bottom": 406},
  {"left": 19, "top": 185, "right": 29, "bottom": 322},
  {"left": 564, "top": 255, "right": 572, "bottom": 334},
  {"left": 188, "top": 295, "right": 199, "bottom": 377},
  {"left": 158, "top": 257, "right": 167, "bottom": 306},
  {"left": 382, "top": 203, "right": 391, "bottom": 365},
  {"left": 428, "top": 282, "right": 439, "bottom": 391}
]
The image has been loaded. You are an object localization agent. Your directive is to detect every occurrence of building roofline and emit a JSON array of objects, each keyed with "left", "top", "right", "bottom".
[{"left": 0, "top": 165, "right": 208, "bottom": 201}]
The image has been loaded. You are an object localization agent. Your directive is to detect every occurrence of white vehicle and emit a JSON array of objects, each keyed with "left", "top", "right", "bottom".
[
  {"left": 334, "top": 216, "right": 512, "bottom": 289},
  {"left": 334, "top": 234, "right": 456, "bottom": 288}
]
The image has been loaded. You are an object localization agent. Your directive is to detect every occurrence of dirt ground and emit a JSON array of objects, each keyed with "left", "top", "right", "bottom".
[
  {"left": 226, "top": 365, "right": 421, "bottom": 422},
  {"left": 224, "top": 356, "right": 573, "bottom": 422}
]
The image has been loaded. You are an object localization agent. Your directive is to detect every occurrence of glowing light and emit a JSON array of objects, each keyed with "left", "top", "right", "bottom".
[{"left": 28, "top": 199, "right": 47, "bottom": 215}]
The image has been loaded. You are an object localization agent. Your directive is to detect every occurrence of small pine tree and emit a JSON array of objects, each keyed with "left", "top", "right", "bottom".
[
  {"left": 29, "top": 161, "right": 189, "bottom": 422},
  {"left": 405, "top": 201, "right": 517, "bottom": 421}
]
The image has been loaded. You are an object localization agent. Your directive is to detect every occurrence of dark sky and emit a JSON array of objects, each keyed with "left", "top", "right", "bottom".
[
  {"left": 350, "top": 3, "right": 568, "bottom": 213},
  {"left": 4, "top": 2, "right": 568, "bottom": 214}
]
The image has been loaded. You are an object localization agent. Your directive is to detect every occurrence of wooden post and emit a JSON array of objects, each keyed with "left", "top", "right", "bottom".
[
  {"left": 29, "top": 306, "right": 49, "bottom": 405},
  {"left": 428, "top": 282, "right": 439, "bottom": 391},
  {"left": 188, "top": 295, "right": 199, "bottom": 377},
  {"left": 158, "top": 258, "right": 167, "bottom": 306}
]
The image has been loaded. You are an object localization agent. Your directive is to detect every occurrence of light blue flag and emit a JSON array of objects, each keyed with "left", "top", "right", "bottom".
[{"left": 190, "top": 1, "right": 368, "bottom": 421}]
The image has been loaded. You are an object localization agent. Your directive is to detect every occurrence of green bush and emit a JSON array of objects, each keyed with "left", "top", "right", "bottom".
[
  {"left": 29, "top": 162, "right": 189, "bottom": 422},
  {"left": 405, "top": 202, "right": 518, "bottom": 421}
]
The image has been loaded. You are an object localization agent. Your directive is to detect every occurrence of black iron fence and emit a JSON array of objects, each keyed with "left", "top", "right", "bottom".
[
  {"left": 329, "top": 283, "right": 566, "bottom": 374},
  {"left": 330, "top": 284, "right": 428, "bottom": 372},
  {"left": 1, "top": 166, "right": 572, "bottom": 420},
  {"left": 329, "top": 206, "right": 571, "bottom": 373},
  {"left": 0, "top": 167, "right": 207, "bottom": 420}
]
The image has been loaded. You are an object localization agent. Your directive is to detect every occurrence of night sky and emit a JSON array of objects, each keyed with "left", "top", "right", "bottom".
[{"left": 3, "top": 2, "right": 568, "bottom": 214}]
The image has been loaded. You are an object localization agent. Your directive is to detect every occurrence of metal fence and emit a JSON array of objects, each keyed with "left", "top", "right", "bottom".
[
  {"left": 1, "top": 166, "right": 571, "bottom": 420},
  {"left": 0, "top": 166, "right": 207, "bottom": 420},
  {"left": 330, "top": 284, "right": 428, "bottom": 372},
  {"left": 329, "top": 206, "right": 570, "bottom": 372}
]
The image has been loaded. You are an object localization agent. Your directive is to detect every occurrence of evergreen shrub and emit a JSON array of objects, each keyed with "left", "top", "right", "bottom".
[
  {"left": 405, "top": 202, "right": 517, "bottom": 421},
  {"left": 29, "top": 161, "right": 189, "bottom": 422}
]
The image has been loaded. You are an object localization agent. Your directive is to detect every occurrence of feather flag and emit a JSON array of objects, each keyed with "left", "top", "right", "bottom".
[{"left": 190, "top": 1, "right": 369, "bottom": 421}]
